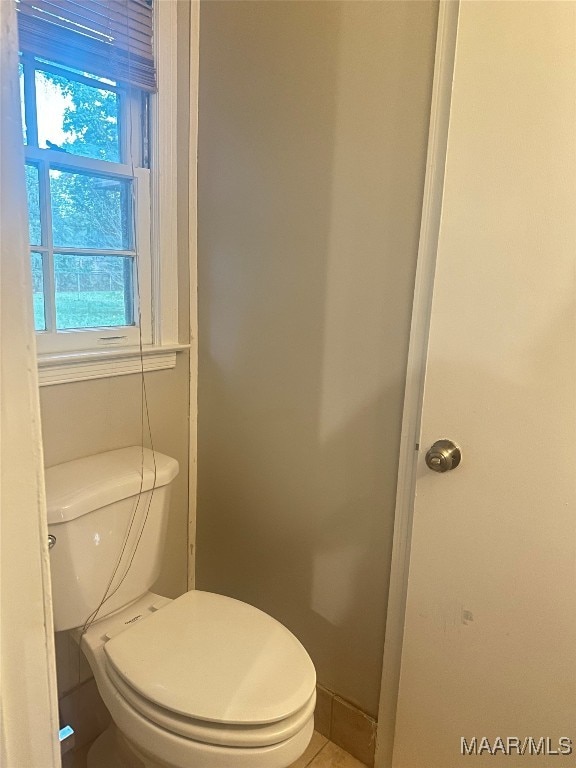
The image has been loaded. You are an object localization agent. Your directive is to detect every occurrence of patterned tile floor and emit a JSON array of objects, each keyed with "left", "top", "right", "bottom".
[{"left": 288, "top": 731, "right": 368, "bottom": 768}]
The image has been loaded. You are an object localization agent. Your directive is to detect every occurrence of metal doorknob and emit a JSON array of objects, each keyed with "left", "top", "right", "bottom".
[{"left": 425, "top": 439, "right": 461, "bottom": 473}]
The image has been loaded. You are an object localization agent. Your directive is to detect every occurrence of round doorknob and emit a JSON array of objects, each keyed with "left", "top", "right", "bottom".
[{"left": 425, "top": 439, "right": 461, "bottom": 473}]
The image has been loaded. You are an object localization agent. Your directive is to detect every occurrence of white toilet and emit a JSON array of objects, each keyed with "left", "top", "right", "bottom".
[{"left": 46, "top": 447, "right": 316, "bottom": 768}]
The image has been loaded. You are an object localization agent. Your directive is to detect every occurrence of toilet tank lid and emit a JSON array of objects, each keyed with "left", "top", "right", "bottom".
[{"left": 45, "top": 447, "right": 179, "bottom": 524}]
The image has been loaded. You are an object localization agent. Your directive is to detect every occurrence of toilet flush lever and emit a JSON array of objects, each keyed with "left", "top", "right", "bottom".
[
  {"left": 48, "top": 534, "right": 56, "bottom": 549},
  {"left": 425, "top": 439, "right": 461, "bottom": 473}
]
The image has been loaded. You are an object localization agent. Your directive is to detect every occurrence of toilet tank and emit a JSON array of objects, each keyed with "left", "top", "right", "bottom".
[{"left": 45, "top": 447, "right": 179, "bottom": 632}]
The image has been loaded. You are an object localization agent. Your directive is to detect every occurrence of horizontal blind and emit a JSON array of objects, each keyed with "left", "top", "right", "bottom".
[{"left": 16, "top": 0, "right": 156, "bottom": 91}]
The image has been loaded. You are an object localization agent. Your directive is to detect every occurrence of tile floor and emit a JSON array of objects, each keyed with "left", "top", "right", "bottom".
[
  {"left": 67, "top": 731, "right": 367, "bottom": 768},
  {"left": 288, "top": 731, "right": 368, "bottom": 768}
]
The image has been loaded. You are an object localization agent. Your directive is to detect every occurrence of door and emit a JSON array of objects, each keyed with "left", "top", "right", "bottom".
[
  {"left": 0, "top": 1, "right": 61, "bottom": 765},
  {"left": 391, "top": 2, "right": 576, "bottom": 766}
]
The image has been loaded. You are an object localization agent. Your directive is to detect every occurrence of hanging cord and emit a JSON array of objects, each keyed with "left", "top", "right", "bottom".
[
  {"left": 76, "top": 0, "right": 158, "bottom": 680},
  {"left": 79, "top": 298, "right": 158, "bottom": 636}
]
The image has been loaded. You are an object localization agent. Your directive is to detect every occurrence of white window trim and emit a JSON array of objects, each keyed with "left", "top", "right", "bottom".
[
  {"left": 36, "top": 0, "right": 184, "bottom": 386},
  {"left": 37, "top": 342, "right": 189, "bottom": 386},
  {"left": 150, "top": 0, "right": 179, "bottom": 350}
]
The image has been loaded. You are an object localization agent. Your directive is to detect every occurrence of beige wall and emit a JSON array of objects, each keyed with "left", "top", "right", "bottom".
[
  {"left": 41, "top": 0, "right": 192, "bottom": 699},
  {"left": 196, "top": 0, "right": 437, "bottom": 718}
]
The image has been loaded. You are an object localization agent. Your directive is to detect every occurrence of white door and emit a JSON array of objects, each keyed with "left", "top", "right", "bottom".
[
  {"left": 391, "top": 2, "right": 576, "bottom": 766},
  {"left": 0, "top": 2, "right": 61, "bottom": 766}
]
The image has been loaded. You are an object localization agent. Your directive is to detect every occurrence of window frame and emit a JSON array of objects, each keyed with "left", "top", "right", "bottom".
[
  {"left": 22, "top": 59, "right": 149, "bottom": 350},
  {"left": 29, "top": 0, "right": 183, "bottom": 384},
  {"left": 25, "top": 150, "right": 152, "bottom": 353}
]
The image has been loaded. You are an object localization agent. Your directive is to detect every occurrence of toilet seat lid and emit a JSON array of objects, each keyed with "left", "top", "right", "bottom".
[{"left": 104, "top": 591, "right": 316, "bottom": 726}]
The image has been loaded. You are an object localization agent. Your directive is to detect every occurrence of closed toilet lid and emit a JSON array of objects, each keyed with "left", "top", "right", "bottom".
[{"left": 104, "top": 591, "right": 316, "bottom": 726}]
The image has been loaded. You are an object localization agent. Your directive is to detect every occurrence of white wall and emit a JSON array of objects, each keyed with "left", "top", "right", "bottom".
[{"left": 196, "top": 0, "right": 438, "bottom": 717}]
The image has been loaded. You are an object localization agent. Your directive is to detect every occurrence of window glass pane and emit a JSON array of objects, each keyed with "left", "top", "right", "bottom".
[
  {"left": 50, "top": 170, "right": 132, "bottom": 250},
  {"left": 54, "top": 254, "right": 134, "bottom": 330},
  {"left": 25, "top": 164, "right": 41, "bottom": 245},
  {"left": 31, "top": 252, "right": 45, "bottom": 331},
  {"left": 36, "top": 58, "right": 116, "bottom": 86},
  {"left": 35, "top": 69, "right": 120, "bottom": 162}
]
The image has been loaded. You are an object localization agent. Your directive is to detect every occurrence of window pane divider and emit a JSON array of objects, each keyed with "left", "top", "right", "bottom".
[
  {"left": 24, "top": 146, "right": 137, "bottom": 178},
  {"left": 53, "top": 247, "right": 137, "bottom": 258},
  {"left": 38, "top": 156, "right": 56, "bottom": 332}
]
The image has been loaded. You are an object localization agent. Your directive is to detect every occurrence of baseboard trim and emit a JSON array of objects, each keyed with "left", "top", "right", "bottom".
[{"left": 315, "top": 684, "right": 377, "bottom": 766}]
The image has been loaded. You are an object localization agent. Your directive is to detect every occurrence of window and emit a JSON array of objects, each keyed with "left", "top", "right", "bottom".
[
  {"left": 21, "top": 58, "right": 150, "bottom": 352},
  {"left": 16, "top": 0, "right": 180, "bottom": 379}
]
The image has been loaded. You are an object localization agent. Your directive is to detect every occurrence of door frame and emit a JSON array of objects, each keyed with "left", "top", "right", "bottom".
[{"left": 374, "top": 3, "right": 460, "bottom": 766}]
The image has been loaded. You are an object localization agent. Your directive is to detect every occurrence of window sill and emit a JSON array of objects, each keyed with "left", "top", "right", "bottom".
[{"left": 37, "top": 344, "right": 190, "bottom": 386}]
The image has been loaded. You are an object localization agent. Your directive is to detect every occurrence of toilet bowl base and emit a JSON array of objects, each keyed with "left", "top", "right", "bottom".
[
  {"left": 88, "top": 724, "right": 171, "bottom": 768},
  {"left": 87, "top": 718, "right": 314, "bottom": 768},
  {"left": 87, "top": 725, "right": 136, "bottom": 768}
]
